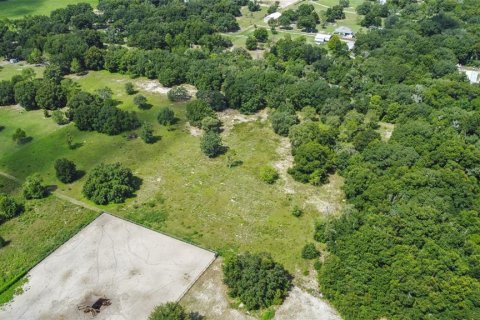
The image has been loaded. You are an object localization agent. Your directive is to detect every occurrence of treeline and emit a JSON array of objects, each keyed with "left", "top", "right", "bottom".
[{"left": 312, "top": 1, "right": 480, "bottom": 319}]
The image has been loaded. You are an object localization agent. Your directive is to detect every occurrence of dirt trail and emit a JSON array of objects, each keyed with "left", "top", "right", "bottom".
[{"left": 217, "top": 109, "right": 269, "bottom": 135}]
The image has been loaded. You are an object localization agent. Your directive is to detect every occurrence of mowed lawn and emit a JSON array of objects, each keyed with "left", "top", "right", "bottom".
[
  {"left": 0, "top": 0, "right": 98, "bottom": 19},
  {"left": 0, "top": 70, "right": 342, "bottom": 273},
  {"left": 0, "top": 176, "right": 98, "bottom": 304}
]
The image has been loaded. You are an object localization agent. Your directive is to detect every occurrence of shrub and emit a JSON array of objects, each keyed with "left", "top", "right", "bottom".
[
  {"left": 200, "top": 131, "right": 224, "bottom": 158},
  {"left": 246, "top": 35, "right": 257, "bottom": 50},
  {"left": 52, "top": 110, "right": 69, "bottom": 125},
  {"left": 253, "top": 28, "right": 269, "bottom": 42},
  {"left": 0, "top": 194, "right": 23, "bottom": 224},
  {"left": 83, "top": 163, "right": 140, "bottom": 205},
  {"left": 157, "top": 107, "right": 176, "bottom": 125},
  {"left": 148, "top": 302, "right": 189, "bottom": 320},
  {"left": 133, "top": 94, "right": 148, "bottom": 109},
  {"left": 259, "top": 166, "right": 279, "bottom": 184},
  {"left": 0, "top": 80, "right": 14, "bottom": 106},
  {"left": 302, "top": 243, "right": 320, "bottom": 259},
  {"left": 167, "top": 86, "right": 190, "bottom": 102},
  {"left": 201, "top": 116, "right": 221, "bottom": 132},
  {"left": 186, "top": 100, "right": 215, "bottom": 127},
  {"left": 125, "top": 82, "right": 135, "bottom": 95},
  {"left": 23, "top": 174, "right": 47, "bottom": 200},
  {"left": 54, "top": 158, "right": 78, "bottom": 183},
  {"left": 291, "top": 205, "right": 303, "bottom": 217},
  {"left": 223, "top": 252, "right": 292, "bottom": 310},
  {"left": 12, "top": 128, "right": 27, "bottom": 145},
  {"left": 196, "top": 90, "right": 227, "bottom": 111},
  {"left": 270, "top": 111, "right": 299, "bottom": 136},
  {"left": 139, "top": 121, "right": 155, "bottom": 143},
  {"left": 288, "top": 142, "right": 335, "bottom": 185}
]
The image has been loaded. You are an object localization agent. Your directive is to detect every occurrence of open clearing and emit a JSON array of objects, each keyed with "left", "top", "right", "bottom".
[
  {"left": 0, "top": 213, "right": 215, "bottom": 320},
  {"left": 0, "top": 0, "right": 97, "bottom": 19}
]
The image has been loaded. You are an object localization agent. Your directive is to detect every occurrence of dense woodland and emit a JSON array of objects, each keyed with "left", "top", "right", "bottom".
[{"left": 1, "top": 0, "right": 480, "bottom": 319}]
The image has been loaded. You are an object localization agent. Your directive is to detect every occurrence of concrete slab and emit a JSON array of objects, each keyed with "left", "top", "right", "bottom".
[{"left": 0, "top": 213, "right": 216, "bottom": 320}]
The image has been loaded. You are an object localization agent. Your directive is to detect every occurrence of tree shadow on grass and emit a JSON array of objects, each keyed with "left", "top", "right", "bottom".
[
  {"left": 75, "top": 170, "right": 86, "bottom": 181},
  {"left": 46, "top": 185, "right": 58, "bottom": 195},
  {"left": 69, "top": 142, "right": 83, "bottom": 150},
  {"left": 138, "top": 103, "right": 153, "bottom": 110}
]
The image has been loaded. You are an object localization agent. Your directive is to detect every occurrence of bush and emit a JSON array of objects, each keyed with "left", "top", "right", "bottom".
[
  {"left": 148, "top": 302, "right": 189, "bottom": 320},
  {"left": 157, "top": 107, "right": 176, "bottom": 125},
  {"left": 82, "top": 163, "right": 140, "bottom": 205},
  {"left": 0, "top": 236, "right": 6, "bottom": 248},
  {"left": 133, "top": 94, "right": 148, "bottom": 109},
  {"left": 270, "top": 111, "right": 299, "bottom": 136},
  {"left": 167, "top": 86, "right": 191, "bottom": 102},
  {"left": 12, "top": 128, "right": 27, "bottom": 145},
  {"left": 201, "top": 116, "right": 221, "bottom": 132},
  {"left": 186, "top": 100, "right": 216, "bottom": 127},
  {"left": 246, "top": 35, "right": 257, "bottom": 50},
  {"left": 54, "top": 158, "right": 78, "bottom": 183},
  {"left": 52, "top": 110, "right": 69, "bottom": 125},
  {"left": 223, "top": 252, "right": 292, "bottom": 310},
  {"left": 200, "top": 131, "right": 224, "bottom": 158},
  {"left": 259, "top": 166, "right": 279, "bottom": 184},
  {"left": 23, "top": 174, "right": 47, "bottom": 200},
  {"left": 0, "top": 80, "right": 14, "bottom": 106},
  {"left": 302, "top": 243, "right": 320, "bottom": 259},
  {"left": 125, "top": 82, "right": 135, "bottom": 95},
  {"left": 139, "top": 121, "right": 155, "bottom": 143},
  {"left": 253, "top": 28, "right": 269, "bottom": 42},
  {"left": 196, "top": 90, "right": 227, "bottom": 111},
  {"left": 0, "top": 194, "right": 23, "bottom": 224},
  {"left": 291, "top": 205, "right": 303, "bottom": 217}
]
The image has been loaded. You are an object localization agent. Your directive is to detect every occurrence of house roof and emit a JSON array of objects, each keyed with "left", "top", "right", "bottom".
[{"left": 335, "top": 26, "right": 353, "bottom": 34}]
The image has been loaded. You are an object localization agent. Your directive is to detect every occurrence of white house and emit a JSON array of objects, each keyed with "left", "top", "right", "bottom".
[
  {"left": 315, "top": 33, "right": 332, "bottom": 43},
  {"left": 334, "top": 26, "right": 354, "bottom": 39},
  {"left": 263, "top": 12, "right": 281, "bottom": 23}
]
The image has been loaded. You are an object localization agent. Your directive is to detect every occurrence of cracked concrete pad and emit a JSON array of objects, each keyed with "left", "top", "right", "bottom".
[{"left": 0, "top": 213, "right": 215, "bottom": 320}]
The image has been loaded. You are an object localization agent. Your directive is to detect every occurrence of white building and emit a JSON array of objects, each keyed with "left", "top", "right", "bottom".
[
  {"left": 315, "top": 33, "right": 332, "bottom": 43},
  {"left": 263, "top": 12, "right": 282, "bottom": 23},
  {"left": 334, "top": 26, "right": 355, "bottom": 39}
]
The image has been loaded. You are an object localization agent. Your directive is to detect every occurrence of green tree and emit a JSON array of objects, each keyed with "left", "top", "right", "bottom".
[
  {"left": 0, "top": 193, "right": 23, "bottom": 224},
  {"left": 82, "top": 163, "right": 139, "bottom": 205},
  {"left": 133, "top": 94, "right": 148, "bottom": 109},
  {"left": 201, "top": 116, "right": 221, "bottom": 132},
  {"left": 270, "top": 111, "right": 299, "bottom": 136},
  {"left": 186, "top": 100, "right": 216, "bottom": 127},
  {"left": 70, "top": 58, "right": 82, "bottom": 74},
  {"left": 259, "top": 166, "right": 279, "bottom": 184},
  {"left": 22, "top": 174, "right": 47, "bottom": 200},
  {"left": 167, "top": 86, "right": 191, "bottom": 102},
  {"left": 35, "top": 81, "right": 66, "bottom": 110},
  {"left": 352, "top": 128, "right": 381, "bottom": 151},
  {"left": 125, "top": 82, "right": 135, "bottom": 95},
  {"left": 139, "top": 121, "right": 155, "bottom": 143},
  {"left": 148, "top": 302, "right": 189, "bottom": 320},
  {"left": 200, "top": 131, "right": 223, "bottom": 158},
  {"left": 302, "top": 243, "right": 320, "bottom": 259},
  {"left": 196, "top": 90, "right": 227, "bottom": 111},
  {"left": 223, "top": 253, "right": 292, "bottom": 310},
  {"left": 288, "top": 142, "right": 336, "bottom": 185},
  {"left": 12, "top": 128, "right": 27, "bottom": 145},
  {"left": 84, "top": 46, "right": 104, "bottom": 70},
  {"left": 0, "top": 80, "right": 14, "bottom": 106},
  {"left": 54, "top": 158, "right": 78, "bottom": 183},
  {"left": 157, "top": 107, "right": 176, "bottom": 126},
  {"left": 14, "top": 80, "right": 38, "bottom": 110},
  {"left": 246, "top": 35, "right": 258, "bottom": 50},
  {"left": 254, "top": 28, "right": 269, "bottom": 42}
]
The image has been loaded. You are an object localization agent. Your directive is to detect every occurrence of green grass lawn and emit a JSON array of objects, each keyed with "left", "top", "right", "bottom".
[
  {"left": 0, "top": 63, "right": 44, "bottom": 80},
  {"left": 0, "top": 176, "right": 98, "bottom": 303},
  {"left": 0, "top": 0, "right": 98, "bottom": 19},
  {"left": 0, "top": 70, "right": 343, "bottom": 273}
]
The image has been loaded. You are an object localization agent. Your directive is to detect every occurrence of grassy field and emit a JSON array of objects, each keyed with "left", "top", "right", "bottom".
[
  {"left": 0, "top": 0, "right": 98, "bottom": 19},
  {"left": 0, "top": 176, "right": 98, "bottom": 303},
  {"left": 0, "top": 69, "right": 343, "bottom": 274}
]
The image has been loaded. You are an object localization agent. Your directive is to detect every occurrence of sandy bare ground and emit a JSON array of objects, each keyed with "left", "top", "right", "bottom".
[
  {"left": 0, "top": 214, "right": 215, "bottom": 320},
  {"left": 186, "top": 122, "right": 203, "bottom": 137},
  {"left": 181, "top": 259, "right": 255, "bottom": 320},
  {"left": 217, "top": 109, "right": 269, "bottom": 135},
  {"left": 263, "top": 0, "right": 300, "bottom": 8},
  {"left": 136, "top": 79, "right": 171, "bottom": 94},
  {"left": 182, "top": 259, "right": 341, "bottom": 320},
  {"left": 378, "top": 122, "right": 394, "bottom": 142},
  {"left": 275, "top": 287, "right": 341, "bottom": 320},
  {"left": 273, "top": 136, "right": 345, "bottom": 215}
]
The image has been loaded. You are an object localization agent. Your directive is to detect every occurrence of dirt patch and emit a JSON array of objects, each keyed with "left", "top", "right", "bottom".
[
  {"left": 217, "top": 109, "right": 269, "bottom": 135},
  {"left": 378, "top": 122, "right": 394, "bottom": 142},
  {"left": 275, "top": 286, "right": 341, "bottom": 320},
  {"left": 305, "top": 174, "right": 345, "bottom": 215},
  {"left": 136, "top": 79, "right": 171, "bottom": 94},
  {"left": 186, "top": 123, "right": 203, "bottom": 137},
  {"left": 273, "top": 137, "right": 295, "bottom": 194},
  {"left": 181, "top": 259, "right": 255, "bottom": 320}
]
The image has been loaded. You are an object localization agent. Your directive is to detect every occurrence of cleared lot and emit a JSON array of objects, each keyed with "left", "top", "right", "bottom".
[{"left": 0, "top": 213, "right": 215, "bottom": 320}]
